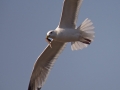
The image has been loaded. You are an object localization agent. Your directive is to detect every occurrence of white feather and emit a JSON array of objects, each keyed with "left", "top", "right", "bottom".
[{"left": 71, "top": 18, "right": 95, "bottom": 51}]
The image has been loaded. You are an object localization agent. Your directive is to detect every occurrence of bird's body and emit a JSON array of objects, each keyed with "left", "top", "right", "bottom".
[
  {"left": 47, "top": 18, "right": 94, "bottom": 48},
  {"left": 51, "top": 27, "right": 80, "bottom": 42},
  {"left": 28, "top": 0, "right": 95, "bottom": 90}
]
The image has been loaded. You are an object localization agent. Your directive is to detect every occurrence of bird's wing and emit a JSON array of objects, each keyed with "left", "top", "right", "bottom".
[
  {"left": 28, "top": 41, "right": 66, "bottom": 90},
  {"left": 58, "top": 0, "right": 83, "bottom": 28}
]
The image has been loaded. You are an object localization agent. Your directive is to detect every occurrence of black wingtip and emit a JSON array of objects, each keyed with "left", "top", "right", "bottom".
[
  {"left": 28, "top": 82, "right": 41, "bottom": 90},
  {"left": 37, "top": 87, "right": 41, "bottom": 90},
  {"left": 28, "top": 83, "right": 32, "bottom": 90}
]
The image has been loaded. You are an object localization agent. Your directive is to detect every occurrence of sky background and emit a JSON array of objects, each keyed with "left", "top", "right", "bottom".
[{"left": 1, "top": 0, "right": 120, "bottom": 90}]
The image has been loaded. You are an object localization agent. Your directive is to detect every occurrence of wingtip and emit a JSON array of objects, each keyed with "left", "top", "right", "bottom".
[
  {"left": 28, "top": 83, "right": 41, "bottom": 90},
  {"left": 37, "top": 87, "right": 41, "bottom": 90},
  {"left": 28, "top": 82, "right": 32, "bottom": 90}
]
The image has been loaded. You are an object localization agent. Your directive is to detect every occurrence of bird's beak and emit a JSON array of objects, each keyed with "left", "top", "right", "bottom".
[{"left": 46, "top": 35, "right": 52, "bottom": 48}]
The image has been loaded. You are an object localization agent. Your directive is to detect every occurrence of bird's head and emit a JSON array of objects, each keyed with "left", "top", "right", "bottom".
[{"left": 46, "top": 30, "right": 56, "bottom": 48}]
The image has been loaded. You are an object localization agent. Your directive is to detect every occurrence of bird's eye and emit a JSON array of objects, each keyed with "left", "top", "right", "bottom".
[{"left": 50, "top": 32, "right": 53, "bottom": 34}]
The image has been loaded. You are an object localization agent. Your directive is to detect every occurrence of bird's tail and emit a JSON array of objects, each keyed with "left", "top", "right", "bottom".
[{"left": 71, "top": 18, "right": 95, "bottom": 51}]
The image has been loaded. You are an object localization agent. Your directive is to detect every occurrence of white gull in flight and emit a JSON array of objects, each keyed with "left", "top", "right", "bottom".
[{"left": 28, "top": 0, "right": 95, "bottom": 90}]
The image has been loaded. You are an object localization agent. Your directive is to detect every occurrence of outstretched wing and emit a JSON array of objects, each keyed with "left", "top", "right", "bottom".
[
  {"left": 28, "top": 41, "right": 66, "bottom": 90},
  {"left": 58, "top": 0, "right": 83, "bottom": 28},
  {"left": 28, "top": 0, "right": 83, "bottom": 90}
]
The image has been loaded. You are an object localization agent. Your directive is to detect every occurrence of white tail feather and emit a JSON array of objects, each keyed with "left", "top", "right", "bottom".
[{"left": 71, "top": 18, "right": 95, "bottom": 51}]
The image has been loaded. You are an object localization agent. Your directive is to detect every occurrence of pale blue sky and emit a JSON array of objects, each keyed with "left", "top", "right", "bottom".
[{"left": 1, "top": 0, "right": 120, "bottom": 90}]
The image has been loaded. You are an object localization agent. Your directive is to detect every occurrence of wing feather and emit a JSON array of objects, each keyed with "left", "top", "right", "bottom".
[
  {"left": 58, "top": 0, "right": 83, "bottom": 28},
  {"left": 28, "top": 41, "right": 66, "bottom": 90}
]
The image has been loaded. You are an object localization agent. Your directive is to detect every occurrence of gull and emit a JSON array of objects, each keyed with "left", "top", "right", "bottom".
[{"left": 28, "top": 0, "right": 95, "bottom": 90}]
